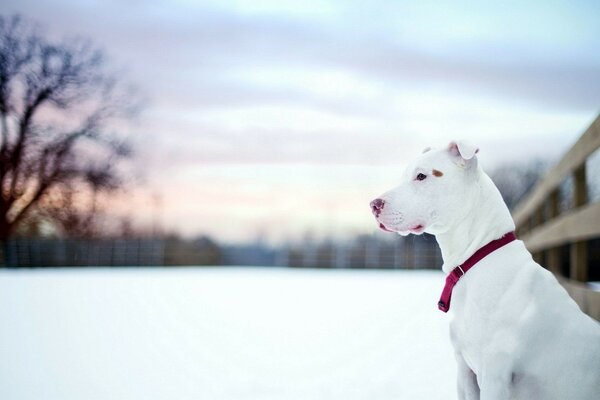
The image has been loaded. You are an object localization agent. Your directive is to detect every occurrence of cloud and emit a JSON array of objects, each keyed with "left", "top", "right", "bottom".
[{"left": 10, "top": 0, "right": 600, "bottom": 113}]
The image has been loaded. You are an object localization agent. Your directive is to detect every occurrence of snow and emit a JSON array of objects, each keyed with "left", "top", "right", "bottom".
[
  {"left": 0, "top": 267, "right": 457, "bottom": 400},
  {"left": 589, "top": 282, "right": 600, "bottom": 291}
]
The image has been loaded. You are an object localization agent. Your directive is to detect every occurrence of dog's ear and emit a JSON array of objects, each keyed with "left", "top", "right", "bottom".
[{"left": 448, "top": 141, "right": 479, "bottom": 167}]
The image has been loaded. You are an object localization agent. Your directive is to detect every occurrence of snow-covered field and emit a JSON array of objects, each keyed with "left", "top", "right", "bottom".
[{"left": 0, "top": 267, "right": 456, "bottom": 400}]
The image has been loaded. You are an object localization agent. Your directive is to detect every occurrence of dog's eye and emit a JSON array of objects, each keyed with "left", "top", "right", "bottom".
[{"left": 415, "top": 173, "right": 427, "bottom": 181}]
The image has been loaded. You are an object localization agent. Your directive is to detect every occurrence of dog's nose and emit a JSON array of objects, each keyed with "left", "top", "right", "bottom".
[{"left": 370, "top": 198, "right": 385, "bottom": 216}]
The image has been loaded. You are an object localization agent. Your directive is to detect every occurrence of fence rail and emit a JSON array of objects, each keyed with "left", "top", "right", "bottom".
[{"left": 512, "top": 114, "right": 600, "bottom": 320}]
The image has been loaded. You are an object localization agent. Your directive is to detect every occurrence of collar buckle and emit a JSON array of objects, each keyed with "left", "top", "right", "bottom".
[{"left": 437, "top": 231, "right": 517, "bottom": 313}]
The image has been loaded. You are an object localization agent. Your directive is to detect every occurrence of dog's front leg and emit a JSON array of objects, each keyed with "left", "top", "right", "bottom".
[
  {"left": 478, "top": 366, "right": 512, "bottom": 400},
  {"left": 479, "top": 380, "right": 511, "bottom": 400},
  {"left": 455, "top": 353, "right": 480, "bottom": 400}
]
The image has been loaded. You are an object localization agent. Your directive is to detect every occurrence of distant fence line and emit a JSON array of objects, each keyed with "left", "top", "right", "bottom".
[
  {"left": 0, "top": 235, "right": 442, "bottom": 269},
  {"left": 275, "top": 236, "right": 442, "bottom": 269},
  {"left": 2, "top": 239, "right": 166, "bottom": 267}
]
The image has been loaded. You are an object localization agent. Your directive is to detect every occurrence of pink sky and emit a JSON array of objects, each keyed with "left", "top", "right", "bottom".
[{"left": 7, "top": 0, "right": 600, "bottom": 243}]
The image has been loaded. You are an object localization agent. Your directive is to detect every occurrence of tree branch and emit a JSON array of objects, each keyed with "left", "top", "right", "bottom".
[
  {"left": 8, "top": 87, "right": 53, "bottom": 198},
  {"left": 0, "top": 14, "right": 141, "bottom": 238}
]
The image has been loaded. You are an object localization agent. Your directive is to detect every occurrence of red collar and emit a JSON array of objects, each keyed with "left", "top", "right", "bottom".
[{"left": 438, "top": 231, "right": 517, "bottom": 313}]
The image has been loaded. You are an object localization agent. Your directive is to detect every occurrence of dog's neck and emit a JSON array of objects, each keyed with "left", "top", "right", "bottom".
[{"left": 435, "top": 168, "right": 516, "bottom": 274}]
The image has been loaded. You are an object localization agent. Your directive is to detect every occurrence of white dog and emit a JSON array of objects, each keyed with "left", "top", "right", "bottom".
[{"left": 370, "top": 141, "right": 600, "bottom": 400}]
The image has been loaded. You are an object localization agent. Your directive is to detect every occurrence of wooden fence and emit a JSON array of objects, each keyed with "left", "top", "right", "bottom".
[{"left": 512, "top": 114, "right": 600, "bottom": 320}]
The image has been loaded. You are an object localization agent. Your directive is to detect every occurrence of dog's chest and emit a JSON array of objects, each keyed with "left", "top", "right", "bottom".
[
  {"left": 449, "top": 298, "right": 490, "bottom": 372},
  {"left": 448, "top": 258, "right": 525, "bottom": 371}
]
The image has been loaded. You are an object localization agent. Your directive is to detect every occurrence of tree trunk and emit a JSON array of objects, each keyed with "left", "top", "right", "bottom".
[{"left": 0, "top": 217, "right": 12, "bottom": 241}]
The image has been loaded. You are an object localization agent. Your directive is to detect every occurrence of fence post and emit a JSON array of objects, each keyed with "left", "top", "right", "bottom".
[
  {"left": 0, "top": 241, "right": 4, "bottom": 267},
  {"left": 334, "top": 243, "right": 347, "bottom": 269},
  {"left": 570, "top": 165, "right": 588, "bottom": 282},
  {"left": 546, "top": 189, "right": 562, "bottom": 275},
  {"left": 365, "top": 236, "right": 379, "bottom": 268},
  {"left": 403, "top": 239, "right": 414, "bottom": 269},
  {"left": 394, "top": 240, "right": 403, "bottom": 269}
]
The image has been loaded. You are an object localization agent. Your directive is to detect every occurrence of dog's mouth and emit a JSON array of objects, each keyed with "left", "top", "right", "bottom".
[
  {"left": 377, "top": 222, "right": 425, "bottom": 235},
  {"left": 398, "top": 224, "right": 425, "bottom": 236},
  {"left": 379, "top": 223, "right": 394, "bottom": 232},
  {"left": 410, "top": 224, "right": 425, "bottom": 233}
]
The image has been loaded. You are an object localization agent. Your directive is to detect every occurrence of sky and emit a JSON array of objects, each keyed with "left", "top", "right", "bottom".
[{"left": 3, "top": 0, "right": 600, "bottom": 244}]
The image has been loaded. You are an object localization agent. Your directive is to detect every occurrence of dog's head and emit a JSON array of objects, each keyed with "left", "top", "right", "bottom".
[{"left": 370, "top": 141, "right": 480, "bottom": 236}]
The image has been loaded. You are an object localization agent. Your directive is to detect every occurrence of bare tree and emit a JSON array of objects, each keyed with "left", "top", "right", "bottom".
[
  {"left": 490, "top": 159, "right": 549, "bottom": 210},
  {"left": 0, "top": 14, "right": 140, "bottom": 239}
]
